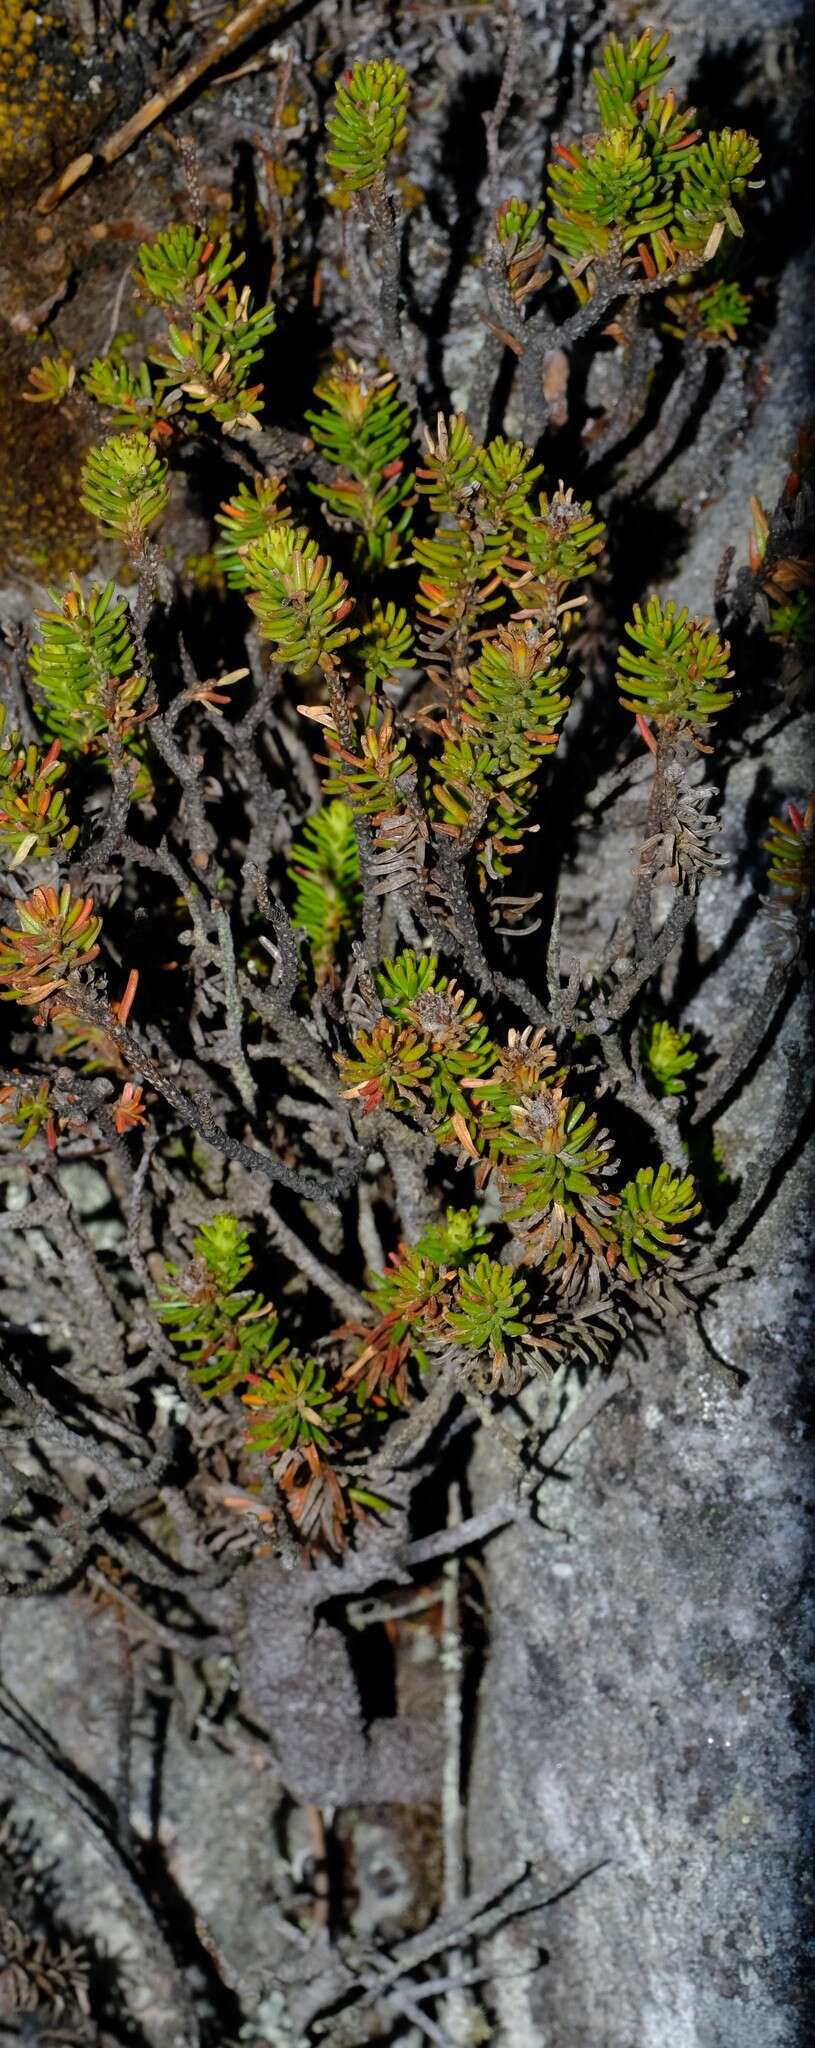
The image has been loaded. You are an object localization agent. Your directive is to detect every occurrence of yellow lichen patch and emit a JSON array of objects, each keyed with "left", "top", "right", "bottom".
[
  {"left": 182, "top": 551, "right": 226, "bottom": 594},
  {"left": 0, "top": 0, "right": 95, "bottom": 195},
  {"left": 393, "top": 176, "right": 427, "bottom": 214},
  {"left": 0, "top": 337, "right": 94, "bottom": 584},
  {"left": 268, "top": 160, "right": 301, "bottom": 199},
  {"left": 324, "top": 182, "right": 354, "bottom": 213}
]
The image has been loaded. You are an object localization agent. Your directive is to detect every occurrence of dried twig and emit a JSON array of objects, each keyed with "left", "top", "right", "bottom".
[
  {"left": 314, "top": 1857, "right": 607, "bottom": 2040},
  {"left": 535, "top": 1367, "right": 630, "bottom": 1471},
  {"left": 0, "top": 1721, "right": 200, "bottom": 2047},
  {"left": 440, "top": 1485, "right": 474, "bottom": 2045},
  {"left": 692, "top": 1045, "right": 811, "bottom": 1271},
  {"left": 57, "top": 980, "right": 366, "bottom": 1204},
  {"left": 36, "top": 0, "right": 285, "bottom": 213}
]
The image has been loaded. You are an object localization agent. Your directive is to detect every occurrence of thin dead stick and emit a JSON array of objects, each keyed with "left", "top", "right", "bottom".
[
  {"left": 347, "top": 1858, "right": 607, "bottom": 2009},
  {"left": 478, "top": 310, "right": 524, "bottom": 357},
  {"left": 305, "top": 1803, "right": 331, "bottom": 1931},
  {"left": 58, "top": 980, "right": 365, "bottom": 1204},
  {"left": 484, "top": 3, "right": 522, "bottom": 207},
  {"left": 0, "top": 1733, "right": 200, "bottom": 2048},
  {"left": 385, "top": 1988, "right": 448, "bottom": 2044},
  {"left": 115, "top": 1629, "right": 136, "bottom": 1855},
  {"left": 36, "top": 0, "right": 284, "bottom": 214},
  {"left": 454, "top": 1370, "right": 525, "bottom": 1472},
  {"left": 380, "top": 1379, "right": 628, "bottom": 1578},
  {"left": 441, "top": 1484, "right": 472, "bottom": 2047},
  {"left": 399, "top": 1497, "right": 519, "bottom": 1570},
  {"left": 87, "top": 1569, "right": 230, "bottom": 1658},
  {"left": 264, "top": 1200, "right": 369, "bottom": 1322},
  {"left": 537, "top": 1368, "right": 629, "bottom": 1471}
]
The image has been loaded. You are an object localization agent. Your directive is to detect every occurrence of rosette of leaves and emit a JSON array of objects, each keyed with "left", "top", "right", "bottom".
[
  {"left": 157, "top": 1214, "right": 287, "bottom": 1397},
  {"left": 412, "top": 425, "right": 603, "bottom": 700},
  {"left": 242, "top": 1355, "right": 348, "bottom": 1457},
  {"left": 214, "top": 475, "right": 290, "bottom": 589},
  {"left": 507, "top": 487, "right": 605, "bottom": 620},
  {"left": 157, "top": 1218, "right": 364, "bottom": 1550},
  {"left": 415, "top": 418, "right": 546, "bottom": 531},
  {"left": 699, "top": 280, "right": 752, "bottom": 341},
  {"left": 82, "top": 347, "right": 161, "bottom": 431},
  {"left": 642, "top": 1018, "right": 698, "bottom": 1096},
  {"left": 617, "top": 1165, "right": 701, "bottom": 1279},
  {"left": 413, "top": 521, "right": 508, "bottom": 656},
  {"left": 29, "top": 582, "right": 146, "bottom": 754},
  {"left": 80, "top": 432, "right": 169, "bottom": 549},
  {"left": 0, "top": 1078, "right": 58, "bottom": 1151},
  {"left": 305, "top": 363, "right": 414, "bottom": 570},
  {"left": 381, "top": 948, "right": 495, "bottom": 1100},
  {"left": 663, "top": 279, "right": 752, "bottom": 347},
  {"left": 444, "top": 1255, "right": 534, "bottom": 1393},
  {"left": 495, "top": 197, "right": 550, "bottom": 304},
  {"left": 0, "top": 886, "right": 102, "bottom": 1007},
  {"left": 92, "top": 225, "right": 278, "bottom": 435},
  {"left": 674, "top": 129, "right": 761, "bottom": 253},
  {"left": 339, "top": 1018, "right": 433, "bottom": 1117},
  {"left": 549, "top": 126, "right": 675, "bottom": 271},
  {"left": 763, "top": 797, "right": 814, "bottom": 906},
  {"left": 616, "top": 597, "right": 734, "bottom": 727},
  {"left": 23, "top": 350, "right": 76, "bottom": 404},
  {"left": 415, "top": 412, "right": 482, "bottom": 517},
  {"left": 325, "top": 59, "right": 410, "bottom": 193},
  {"left": 468, "top": 1038, "right": 697, "bottom": 1294},
  {"left": 0, "top": 713, "right": 76, "bottom": 866},
  {"left": 495, "top": 1086, "right": 620, "bottom": 1271},
  {"left": 413, "top": 425, "right": 545, "bottom": 633},
  {"left": 288, "top": 799, "right": 362, "bottom": 983},
  {"left": 247, "top": 1365, "right": 378, "bottom": 1553},
  {"left": 339, "top": 950, "right": 495, "bottom": 1129},
  {"left": 466, "top": 1027, "right": 566, "bottom": 1156},
  {"left": 355, "top": 599, "right": 415, "bottom": 694},
  {"left": 544, "top": 29, "right": 759, "bottom": 295},
  {"left": 244, "top": 522, "right": 357, "bottom": 674},
  {"left": 478, "top": 436, "right": 546, "bottom": 528},
  {"left": 150, "top": 282, "right": 276, "bottom": 430},
  {"left": 413, "top": 418, "right": 518, "bottom": 665},
  {"left": 321, "top": 701, "right": 414, "bottom": 815},
  {"left": 431, "top": 621, "right": 571, "bottom": 874},
  {"left": 592, "top": 26, "right": 674, "bottom": 128},
  {"left": 343, "top": 1206, "right": 490, "bottom": 1398},
  {"left": 765, "top": 591, "right": 815, "bottom": 655},
  {"left": 135, "top": 224, "right": 241, "bottom": 309}
]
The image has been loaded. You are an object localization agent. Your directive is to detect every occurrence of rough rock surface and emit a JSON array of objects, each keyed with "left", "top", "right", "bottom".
[
  {"left": 0, "top": 2, "right": 812, "bottom": 2044},
  {"left": 467, "top": 12, "right": 814, "bottom": 2034},
  {"left": 470, "top": 1161, "right": 813, "bottom": 2046}
]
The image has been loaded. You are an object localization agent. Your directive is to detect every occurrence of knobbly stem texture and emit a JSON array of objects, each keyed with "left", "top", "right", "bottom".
[{"left": 0, "top": 3, "right": 810, "bottom": 2043}]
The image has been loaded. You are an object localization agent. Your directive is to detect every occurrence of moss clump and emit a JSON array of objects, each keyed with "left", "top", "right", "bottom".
[
  {"left": 0, "top": 1, "right": 97, "bottom": 196},
  {"left": 0, "top": 338, "right": 93, "bottom": 584}
]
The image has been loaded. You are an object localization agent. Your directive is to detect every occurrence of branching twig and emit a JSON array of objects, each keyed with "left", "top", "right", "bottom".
[
  {"left": 594, "top": 894, "right": 696, "bottom": 1025},
  {"left": 440, "top": 1483, "right": 473, "bottom": 2047},
  {"left": 692, "top": 1045, "right": 810, "bottom": 1270},
  {"left": 36, "top": 0, "right": 284, "bottom": 212},
  {"left": 0, "top": 1719, "right": 200, "bottom": 2047},
  {"left": 57, "top": 980, "right": 366, "bottom": 1204},
  {"left": 691, "top": 957, "right": 799, "bottom": 1125}
]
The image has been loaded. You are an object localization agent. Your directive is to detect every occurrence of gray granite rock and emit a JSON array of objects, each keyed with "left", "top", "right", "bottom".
[{"left": 466, "top": 15, "right": 814, "bottom": 2017}]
